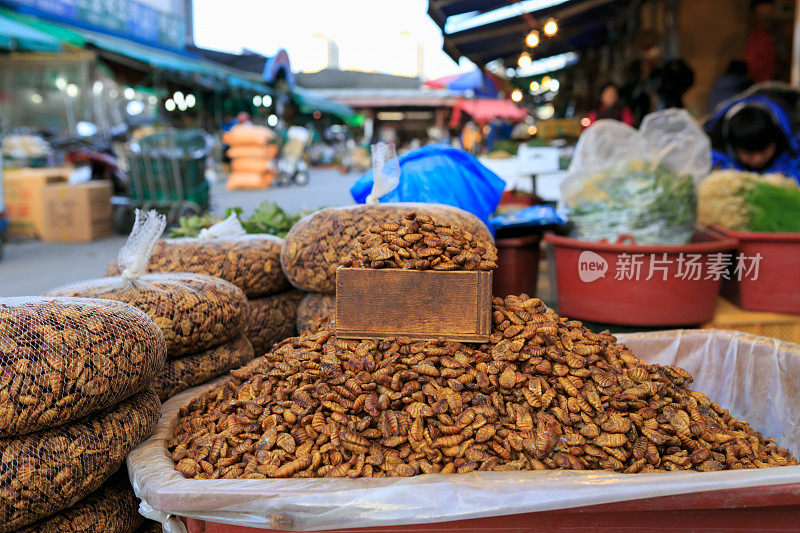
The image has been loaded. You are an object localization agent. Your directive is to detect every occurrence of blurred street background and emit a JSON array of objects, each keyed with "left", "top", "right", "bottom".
[{"left": 1, "top": 168, "right": 360, "bottom": 296}]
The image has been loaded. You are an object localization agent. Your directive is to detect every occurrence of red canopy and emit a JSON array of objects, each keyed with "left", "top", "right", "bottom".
[{"left": 449, "top": 98, "right": 528, "bottom": 127}]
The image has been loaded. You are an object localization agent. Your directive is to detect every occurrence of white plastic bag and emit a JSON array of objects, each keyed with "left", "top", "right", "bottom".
[
  {"left": 197, "top": 213, "right": 247, "bottom": 240},
  {"left": 366, "top": 142, "right": 400, "bottom": 204},
  {"left": 118, "top": 209, "right": 167, "bottom": 281},
  {"left": 560, "top": 109, "right": 711, "bottom": 245},
  {"left": 128, "top": 329, "right": 800, "bottom": 531}
]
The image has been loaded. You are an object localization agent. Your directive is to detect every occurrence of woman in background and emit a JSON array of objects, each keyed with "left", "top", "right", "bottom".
[{"left": 586, "top": 82, "right": 634, "bottom": 127}]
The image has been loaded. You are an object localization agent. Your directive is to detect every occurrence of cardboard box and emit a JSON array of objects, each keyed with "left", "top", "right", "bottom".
[
  {"left": 39, "top": 181, "right": 112, "bottom": 242},
  {"left": 2, "top": 167, "right": 71, "bottom": 237}
]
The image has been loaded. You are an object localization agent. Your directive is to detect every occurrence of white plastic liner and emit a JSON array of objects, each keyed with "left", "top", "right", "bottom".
[{"left": 127, "top": 329, "right": 800, "bottom": 531}]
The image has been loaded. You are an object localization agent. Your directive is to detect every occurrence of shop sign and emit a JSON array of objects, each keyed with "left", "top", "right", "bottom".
[{"left": 6, "top": 0, "right": 185, "bottom": 49}]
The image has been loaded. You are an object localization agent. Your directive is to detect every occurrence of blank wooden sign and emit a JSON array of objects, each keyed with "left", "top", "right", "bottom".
[{"left": 335, "top": 267, "right": 492, "bottom": 343}]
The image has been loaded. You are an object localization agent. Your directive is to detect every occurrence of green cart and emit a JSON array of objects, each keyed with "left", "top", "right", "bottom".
[{"left": 122, "top": 130, "right": 211, "bottom": 228}]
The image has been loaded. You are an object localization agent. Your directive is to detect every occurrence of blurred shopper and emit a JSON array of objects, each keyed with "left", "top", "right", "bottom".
[
  {"left": 744, "top": 0, "right": 778, "bottom": 83},
  {"left": 586, "top": 83, "right": 634, "bottom": 126},
  {"left": 706, "top": 95, "right": 800, "bottom": 183},
  {"left": 461, "top": 121, "right": 482, "bottom": 155},
  {"left": 708, "top": 60, "right": 753, "bottom": 113},
  {"left": 485, "top": 118, "right": 512, "bottom": 151},
  {"left": 653, "top": 58, "right": 694, "bottom": 109},
  {"left": 236, "top": 112, "right": 252, "bottom": 125}
]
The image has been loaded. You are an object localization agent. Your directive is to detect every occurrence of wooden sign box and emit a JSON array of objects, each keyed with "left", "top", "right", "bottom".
[{"left": 335, "top": 267, "right": 492, "bottom": 343}]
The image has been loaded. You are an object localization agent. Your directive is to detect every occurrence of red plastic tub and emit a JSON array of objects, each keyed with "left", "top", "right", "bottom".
[
  {"left": 715, "top": 226, "right": 800, "bottom": 314},
  {"left": 182, "top": 482, "right": 800, "bottom": 532},
  {"left": 544, "top": 230, "right": 737, "bottom": 326},
  {"left": 493, "top": 234, "right": 541, "bottom": 297}
]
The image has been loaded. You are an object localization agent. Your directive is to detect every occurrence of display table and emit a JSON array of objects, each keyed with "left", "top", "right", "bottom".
[
  {"left": 703, "top": 297, "right": 800, "bottom": 344},
  {"left": 478, "top": 152, "right": 566, "bottom": 202}
]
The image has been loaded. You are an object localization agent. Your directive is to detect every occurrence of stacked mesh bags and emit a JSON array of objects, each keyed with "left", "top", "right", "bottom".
[
  {"left": 48, "top": 211, "right": 254, "bottom": 402},
  {"left": 105, "top": 214, "right": 302, "bottom": 357},
  {"left": 0, "top": 296, "right": 165, "bottom": 531}
]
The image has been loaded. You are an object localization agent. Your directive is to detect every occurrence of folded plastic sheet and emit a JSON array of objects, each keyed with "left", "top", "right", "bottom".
[{"left": 127, "top": 329, "right": 800, "bottom": 531}]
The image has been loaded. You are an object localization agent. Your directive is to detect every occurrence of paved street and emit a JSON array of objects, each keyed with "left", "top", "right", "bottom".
[{"left": 0, "top": 168, "right": 362, "bottom": 296}]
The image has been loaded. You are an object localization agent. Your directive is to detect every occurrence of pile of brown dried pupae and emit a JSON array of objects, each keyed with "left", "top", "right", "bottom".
[{"left": 169, "top": 214, "right": 796, "bottom": 479}]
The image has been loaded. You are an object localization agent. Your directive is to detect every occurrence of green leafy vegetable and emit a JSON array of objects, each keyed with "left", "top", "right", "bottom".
[
  {"left": 566, "top": 159, "right": 697, "bottom": 245},
  {"left": 238, "top": 201, "right": 314, "bottom": 238},
  {"left": 168, "top": 202, "right": 315, "bottom": 238},
  {"left": 168, "top": 213, "right": 219, "bottom": 237},
  {"left": 745, "top": 181, "right": 800, "bottom": 233}
]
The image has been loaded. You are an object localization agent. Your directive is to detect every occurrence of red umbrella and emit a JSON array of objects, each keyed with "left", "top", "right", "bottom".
[
  {"left": 449, "top": 98, "right": 528, "bottom": 127},
  {"left": 425, "top": 69, "right": 511, "bottom": 98}
]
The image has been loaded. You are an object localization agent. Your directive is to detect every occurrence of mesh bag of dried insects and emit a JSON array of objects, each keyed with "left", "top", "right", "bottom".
[
  {"left": 343, "top": 212, "right": 498, "bottom": 271},
  {"left": 246, "top": 291, "right": 303, "bottom": 356},
  {"left": 0, "top": 297, "right": 165, "bottom": 436},
  {"left": 48, "top": 210, "right": 249, "bottom": 358},
  {"left": 106, "top": 214, "right": 289, "bottom": 298},
  {"left": 2, "top": 388, "right": 160, "bottom": 531},
  {"left": 16, "top": 469, "right": 144, "bottom": 533},
  {"left": 296, "top": 292, "right": 335, "bottom": 333},
  {"left": 154, "top": 336, "right": 254, "bottom": 402},
  {"left": 128, "top": 305, "right": 799, "bottom": 530},
  {"left": 281, "top": 204, "right": 493, "bottom": 294}
]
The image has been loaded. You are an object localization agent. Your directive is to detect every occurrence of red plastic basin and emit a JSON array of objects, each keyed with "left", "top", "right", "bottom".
[
  {"left": 181, "top": 481, "right": 800, "bottom": 532},
  {"left": 544, "top": 230, "right": 737, "bottom": 326},
  {"left": 714, "top": 226, "right": 800, "bottom": 314},
  {"left": 493, "top": 234, "right": 541, "bottom": 297}
]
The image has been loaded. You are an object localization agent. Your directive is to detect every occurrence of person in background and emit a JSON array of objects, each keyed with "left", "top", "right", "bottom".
[
  {"left": 708, "top": 60, "right": 752, "bottom": 113},
  {"left": 744, "top": 0, "right": 778, "bottom": 84},
  {"left": 706, "top": 95, "right": 800, "bottom": 183},
  {"left": 485, "top": 117, "right": 512, "bottom": 151},
  {"left": 461, "top": 121, "right": 482, "bottom": 155},
  {"left": 235, "top": 112, "right": 252, "bottom": 125},
  {"left": 654, "top": 58, "right": 694, "bottom": 109},
  {"left": 586, "top": 82, "right": 634, "bottom": 126}
]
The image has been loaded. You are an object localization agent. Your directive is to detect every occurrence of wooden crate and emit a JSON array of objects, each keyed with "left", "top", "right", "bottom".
[{"left": 335, "top": 268, "right": 492, "bottom": 343}]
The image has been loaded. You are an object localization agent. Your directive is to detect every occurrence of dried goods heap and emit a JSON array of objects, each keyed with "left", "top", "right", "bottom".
[
  {"left": 344, "top": 212, "right": 498, "bottom": 271},
  {"left": 170, "top": 294, "right": 796, "bottom": 479}
]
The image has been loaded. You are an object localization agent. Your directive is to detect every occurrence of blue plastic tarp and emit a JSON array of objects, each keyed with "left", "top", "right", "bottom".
[
  {"left": 350, "top": 144, "right": 506, "bottom": 227},
  {"left": 489, "top": 205, "right": 564, "bottom": 233}
]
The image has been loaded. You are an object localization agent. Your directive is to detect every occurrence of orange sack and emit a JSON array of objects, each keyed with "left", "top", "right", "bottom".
[
  {"left": 226, "top": 144, "right": 278, "bottom": 160},
  {"left": 222, "top": 124, "right": 274, "bottom": 146},
  {"left": 231, "top": 157, "right": 275, "bottom": 174},
  {"left": 226, "top": 171, "right": 275, "bottom": 191}
]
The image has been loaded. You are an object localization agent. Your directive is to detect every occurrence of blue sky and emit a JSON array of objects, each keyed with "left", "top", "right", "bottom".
[{"left": 193, "top": 0, "right": 475, "bottom": 79}]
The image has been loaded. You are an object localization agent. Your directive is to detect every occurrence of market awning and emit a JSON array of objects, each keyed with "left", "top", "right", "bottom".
[
  {"left": 0, "top": 9, "right": 272, "bottom": 93},
  {"left": 0, "top": 10, "right": 62, "bottom": 51},
  {"left": 0, "top": 8, "right": 85, "bottom": 47},
  {"left": 310, "top": 88, "right": 457, "bottom": 108},
  {"left": 429, "top": 0, "right": 634, "bottom": 66},
  {"left": 290, "top": 86, "right": 364, "bottom": 126},
  {"left": 81, "top": 31, "right": 272, "bottom": 92},
  {"left": 449, "top": 98, "right": 528, "bottom": 127}
]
